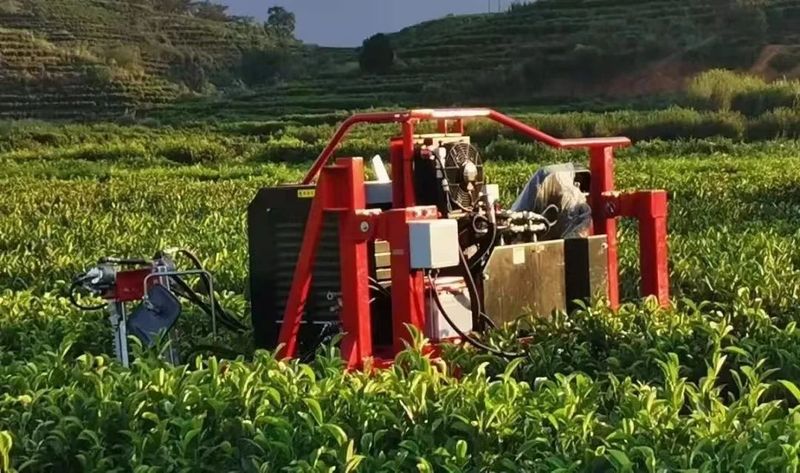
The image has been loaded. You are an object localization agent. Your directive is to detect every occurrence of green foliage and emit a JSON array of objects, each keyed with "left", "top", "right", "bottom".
[
  {"left": 732, "top": 80, "right": 800, "bottom": 117},
  {"left": 688, "top": 70, "right": 800, "bottom": 117},
  {"left": 748, "top": 107, "right": 800, "bottom": 140},
  {"left": 102, "top": 45, "right": 142, "bottom": 72},
  {"left": 359, "top": 34, "right": 395, "bottom": 74},
  {"left": 266, "top": 6, "right": 296, "bottom": 41},
  {"left": 190, "top": 1, "right": 229, "bottom": 22},
  {"left": 240, "top": 48, "right": 291, "bottom": 86},
  {"left": 0, "top": 0, "right": 20, "bottom": 13},
  {"left": 0, "top": 431, "right": 12, "bottom": 472},
  {"left": 6, "top": 117, "right": 800, "bottom": 470},
  {"left": 687, "top": 69, "right": 764, "bottom": 111},
  {"left": 152, "top": 0, "right": 192, "bottom": 14}
]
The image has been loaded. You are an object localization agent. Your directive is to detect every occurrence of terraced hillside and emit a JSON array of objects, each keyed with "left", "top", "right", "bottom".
[
  {"left": 3, "top": 0, "right": 800, "bottom": 121},
  {"left": 385, "top": 0, "right": 800, "bottom": 98},
  {"left": 0, "top": 0, "right": 274, "bottom": 119},
  {"left": 162, "top": 0, "right": 800, "bottom": 122}
]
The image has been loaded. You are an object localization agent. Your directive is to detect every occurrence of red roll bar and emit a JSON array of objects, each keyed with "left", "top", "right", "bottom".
[{"left": 301, "top": 108, "right": 631, "bottom": 185}]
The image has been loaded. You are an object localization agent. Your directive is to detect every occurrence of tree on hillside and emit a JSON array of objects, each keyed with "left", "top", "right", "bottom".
[
  {"left": 190, "top": 1, "right": 230, "bottom": 21},
  {"left": 240, "top": 47, "right": 291, "bottom": 85},
  {"left": 709, "top": 0, "right": 768, "bottom": 66},
  {"left": 359, "top": 33, "right": 395, "bottom": 74},
  {"left": 158, "top": 0, "right": 192, "bottom": 13},
  {"left": 266, "top": 6, "right": 296, "bottom": 40}
]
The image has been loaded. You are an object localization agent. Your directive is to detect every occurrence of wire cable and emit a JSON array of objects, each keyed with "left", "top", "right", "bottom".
[
  {"left": 68, "top": 281, "right": 107, "bottom": 311},
  {"left": 427, "top": 272, "right": 524, "bottom": 359}
]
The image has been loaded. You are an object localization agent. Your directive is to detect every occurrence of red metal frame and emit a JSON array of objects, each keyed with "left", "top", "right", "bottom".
[
  {"left": 280, "top": 108, "right": 670, "bottom": 368},
  {"left": 106, "top": 268, "right": 152, "bottom": 302}
]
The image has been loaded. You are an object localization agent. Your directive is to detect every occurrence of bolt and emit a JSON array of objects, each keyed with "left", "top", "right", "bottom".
[
  {"left": 605, "top": 202, "right": 616, "bottom": 216},
  {"left": 360, "top": 221, "right": 370, "bottom": 233}
]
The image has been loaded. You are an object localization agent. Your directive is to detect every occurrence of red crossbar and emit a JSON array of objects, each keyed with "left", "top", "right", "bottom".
[{"left": 302, "top": 108, "right": 630, "bottom": 185}]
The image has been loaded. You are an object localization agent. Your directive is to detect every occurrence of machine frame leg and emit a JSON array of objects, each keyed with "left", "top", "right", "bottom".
[
  {"left": 602, "top": 190, "right": 670, "bottom": 307},
  {"left": 589, "top": 146, "right": 620, "bottom": 308}
]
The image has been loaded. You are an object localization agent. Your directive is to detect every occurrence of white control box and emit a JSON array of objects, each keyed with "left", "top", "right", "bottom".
[
  {"left": 409, "top": 219, "right": 459, "bottom": 269},
  {"left": 426, "top": 277, "right": 473, "bottom": 341}
]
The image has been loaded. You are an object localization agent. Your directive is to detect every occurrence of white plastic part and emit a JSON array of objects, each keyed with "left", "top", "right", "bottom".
[
  {"left": 425, "top": 277, "right": 473, "bottom": 341},
  {"left": 408, "top": 219, "right": 459, "bottom": 269},
  {"left": 485, "top": 184, "right": 500, "bottom": 207},
  {"left": 371, "top": 155, "right": 390, "bottom": 182}
]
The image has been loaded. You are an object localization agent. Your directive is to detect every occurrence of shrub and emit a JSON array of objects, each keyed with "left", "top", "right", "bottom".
[
  {"left": 732, "top": 80, "right": 800, "bottom": 116},
  {"left": 359, "top": 34, "right": 395, "bottom": 74},
  {"left": 0, "top": 0, "right": 20, "bottom": 13},
  {"left": 103, "top": 45, "right": 142, "bottom": 72},
  {"left": 250, "top": 136, "right": 318, "bottom": 163},
  {"left": 687, "top": 69, "right": 763, "bottom": 111},
  {"left": 240, "top": 48, "right": 290, "bottom": 86},
  {"left": 157, "top": 138, "right": 233, "bottom": 164},
  {"left": 747, "top": 107, "right": 800, "bottom": 141},
  {"left": 620, "top": 108, "right": 745, "bottom": 141},
  {"left": 64, "top": 142, "right": 149, "bottom": 161},
  {"left": 84, "top": 65, "right": 114, "bottom": 85}
]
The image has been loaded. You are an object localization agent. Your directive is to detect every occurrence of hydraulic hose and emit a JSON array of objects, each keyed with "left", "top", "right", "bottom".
[
  {"left": 173, "top": 249, "right": 249, "bottom": 333},
  {"left": 170, "top": 275, "right": 248, "bottom": 333},
  {"left": 68, "top": 280, "right": 107, "bottom": 311},
  {"left": 427, "top": 248, "right": 525, "bottom": 359},
  {"left": 427, "top": 271, "right": 524, "bottom": 360}
]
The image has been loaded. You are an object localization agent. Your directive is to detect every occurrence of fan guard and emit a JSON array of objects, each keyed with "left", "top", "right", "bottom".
[{"left": 442, "top": 142, "right": 484, "bottom": 211}]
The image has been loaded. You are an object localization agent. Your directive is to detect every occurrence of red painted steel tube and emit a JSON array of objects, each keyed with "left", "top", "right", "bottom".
[
  {"left": 335, "top": 158, "right": 373, "bottom": 368},
  {"left": 590, "top": 146, "right": 620, "bottom": 309},
  {"left": 402, "top": 121, "right": 416, "bottom": 207},
  {"left": 302, "top": 108, "right": 631, "bottom": 185},
  {"left": 302, "top": 111, "right": 413, "bottom": 185},
  {"left": 636, "top": 191, "right": 670, "bottom": 305},
  {"left": 277, "top": 174, "right": 329, "bottom": 358},
  {"left": 390, "top": 139, "right": 405, "bottom": 208},
  {"left": 600, "top": 190, "right": 671, "bottom": 307}
]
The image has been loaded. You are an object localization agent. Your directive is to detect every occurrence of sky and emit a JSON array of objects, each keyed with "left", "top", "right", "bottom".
[{"left": 219, "top": 0, "right": 495, "bottom": 47}]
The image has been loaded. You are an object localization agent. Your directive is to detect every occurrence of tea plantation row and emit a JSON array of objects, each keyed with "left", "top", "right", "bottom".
[{"left": 3, "top": 138, "right": 800, "bottom": 471}]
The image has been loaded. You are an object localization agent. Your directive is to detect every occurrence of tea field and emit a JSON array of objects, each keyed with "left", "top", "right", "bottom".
[{"left": 3, "top": 125, "right": 800, "bottom": 471}]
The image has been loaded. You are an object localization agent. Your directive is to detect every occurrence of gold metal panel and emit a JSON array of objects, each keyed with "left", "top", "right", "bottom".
[{"left": 483, "top": 240, "right": 566, "bottom": 326}]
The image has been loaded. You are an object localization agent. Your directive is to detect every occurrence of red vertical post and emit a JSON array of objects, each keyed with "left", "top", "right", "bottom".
[
  {"left": 635, "top": 191, "right": 670, "bottom": 306},
  {"left": 335, "top": 158, "right": 374, "bottom": 368},
  {"left": 589, "top": 146, "right": 620, "bottom": 309},
  {"left": 277, "top": 176, "right": 329, "bottom": 358},
  {"left": 390, "top": 139, "right": 404, "bottom": 208},
  {"left": 382, "top": 208, "right": 434, "bottom": 355},
  {"left": 437, "top": 119, "right": 447, "bottom": 133},
  {"left": 402, "top": 120, "right": 417, "bottom": 207},
  {"left": 454, "top": 119, "right": 464, "bottom": 135}
]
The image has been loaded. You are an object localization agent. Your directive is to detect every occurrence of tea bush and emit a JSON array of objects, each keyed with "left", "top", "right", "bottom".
[{"left": 3, "top": 127, "right": 800, "bottom": 470}]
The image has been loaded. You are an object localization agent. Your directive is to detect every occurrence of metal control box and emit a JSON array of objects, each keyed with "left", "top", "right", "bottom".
[{"left": 409, "top": 219, "right": 460, "bottom": 269}]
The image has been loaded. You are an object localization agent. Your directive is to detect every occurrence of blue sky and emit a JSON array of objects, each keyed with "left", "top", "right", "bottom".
[{"left": 220, "top": 0, "right": 495, "bottom": 47}]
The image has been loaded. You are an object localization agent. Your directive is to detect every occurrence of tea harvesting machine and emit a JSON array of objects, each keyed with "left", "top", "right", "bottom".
[{"left": 70, "top": 108, "right": 670, "bottom": 368}]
